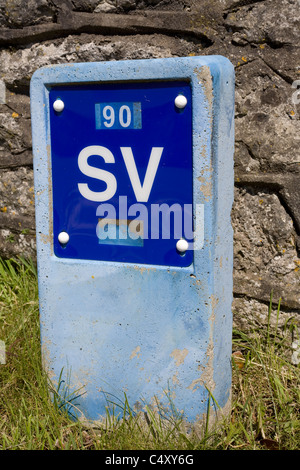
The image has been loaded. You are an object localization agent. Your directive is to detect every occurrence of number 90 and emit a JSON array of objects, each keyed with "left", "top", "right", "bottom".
[{"left": 103, "top": 105, "right": 132, "bottom": 128}]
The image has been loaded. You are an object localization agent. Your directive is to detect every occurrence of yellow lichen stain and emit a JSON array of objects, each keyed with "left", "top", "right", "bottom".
[
  {"left": 170, "top": 348, "right": 189, "bottom": 367},
  {"left": 0, "top": 207, "right": 7, "bottom": 212},
  {"left": 12, "top": 112, "right": 19, "bottom": 118},
  {"left": 294, "top": 260, "right": 300, "bottom": 272},
  {"left": 130, "top": 346, "right": 141, "bottom": 360}
]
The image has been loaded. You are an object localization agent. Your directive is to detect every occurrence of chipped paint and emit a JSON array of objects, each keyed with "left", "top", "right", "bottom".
[
  {"left": 172, "top": 373, "right": 179, "bottom": 385},
  {"left": 187, "top": 295, "right": 219, "bottom": 393},
  {"left": 194, "top": 65, "right": 213, "bottom": 115},
  {"left": 187, "top": 377, "right": 202, "bottom": 393},
  {"left": 130, "top": 346, "right": 141, "bottom": 360},
  {"left": 201, "top": 295, "right": 219, "bottom": 391},
  {"left": 39, "top": 232, "right": 52, "bottom": 245},
  {"left": 197, "top": 175, "right": 212, "bottom": 201},
  {"left": 170, "top": 348, "right": 189, "bottom": 367},
  {"left": 46, "top": 144, "right": 54, "bottom": 255},
  {"left": 133, "top": 266, "right": 157, "bottom": 274},
  {"left": 196, "top": 142, "right": 213, "bottom": 202}
]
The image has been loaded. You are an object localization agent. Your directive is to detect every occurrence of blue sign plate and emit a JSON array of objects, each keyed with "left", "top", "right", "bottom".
[{"left": 49, "top": 81, "right": 193, "bottom": 267}]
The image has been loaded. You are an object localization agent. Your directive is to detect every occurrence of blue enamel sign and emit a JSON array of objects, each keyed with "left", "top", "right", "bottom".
[
  {"left": 49, "top": 82, "right": 193, "bottom": 267},
  {"left": 31, "top": 56, "right": 235, "bottom": 425}
]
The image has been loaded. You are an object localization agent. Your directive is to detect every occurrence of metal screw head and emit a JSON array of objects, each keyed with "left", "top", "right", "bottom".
[
  {"left": 175, "top": 94, "right": 187, "bottom": 109},
  {"left": 58, "top": 231, "right": 69, "bottom": 245},
  {"left": 176, "top": 239, "right": 189, "bottom": 253},
  {"left": 53, "top": 99, "right": 64, "bottom": 113}
]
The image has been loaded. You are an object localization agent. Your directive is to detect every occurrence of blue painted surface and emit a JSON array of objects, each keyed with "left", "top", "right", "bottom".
[{"left": 30, "top": 56, "right": 235, "bottom": 424}]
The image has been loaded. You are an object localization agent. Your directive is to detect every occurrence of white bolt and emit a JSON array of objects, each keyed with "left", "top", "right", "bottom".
[
  {"left": 175, "top": 94, "right": 187, "bottom": 109},
  {"left": 53, "top": 99, "right": 64, "bottom": 113},
  {"left": 58, "top": 231, "right": 69, "bottom": 245},
  {"left": 176, "top": 239, "right": 189, "bottom": 253}
]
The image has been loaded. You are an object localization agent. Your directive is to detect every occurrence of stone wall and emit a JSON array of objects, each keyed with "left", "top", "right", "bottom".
[{"left": 0, "top": 0, "right": 299, "bottom": 331}]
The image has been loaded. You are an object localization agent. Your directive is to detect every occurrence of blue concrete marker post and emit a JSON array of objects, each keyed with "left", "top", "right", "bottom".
[{"left": 30, "top": 56, "right": 235, "bottom": 426}]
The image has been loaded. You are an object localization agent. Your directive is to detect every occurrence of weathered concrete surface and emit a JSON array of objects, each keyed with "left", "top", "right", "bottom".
[
  {"left": 0, "top": 0, "right": 299, "bottom": 330},
  {"left": 233, "top": 188, "right": 299, "bottom": 309}
]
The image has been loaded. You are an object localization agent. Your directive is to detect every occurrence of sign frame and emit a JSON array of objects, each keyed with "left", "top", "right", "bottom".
[
  {"left": 30, "top": 56, "right": 235, "bottom": 424},
  {"left": 48, "top": 79, "right": 194, "bottom": 267}
]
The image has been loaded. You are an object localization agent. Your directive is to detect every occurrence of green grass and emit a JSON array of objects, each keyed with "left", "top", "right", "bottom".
[{"left": 0, "top": 257, "right": 299, "bottom": 450}]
